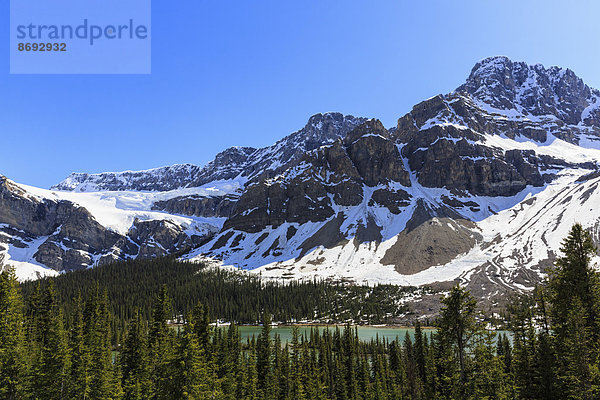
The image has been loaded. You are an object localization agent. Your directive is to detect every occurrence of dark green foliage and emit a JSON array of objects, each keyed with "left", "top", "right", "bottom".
[
  {"left": 173, "top": 303, "right": 222, "bottom": 399},
  {"left": 0, "top": 267, "right": 25, "bottom": 400},
  {"left": 20, "top": 257, "right": 413, "bottom": 328},
  {"left": 256, "top": 312, "right": 274, "bottom": 397},
  {"left": 438, "top": 284, "right": 479, "bottom": 398},
  {"left": 120, "top": 309, "right": 151, "bottom": 400},
  {"left": 28, "top": 281, "right": 70, "bottom": 399},
  {"left": 548, "top": 223, "right": 600, "bottom": 399},
  {"left": 148, "top": 285, "right": 176, "bottom": 399},
  {"left": 3, "top": 224, "right": 600, "bottom": 399}
]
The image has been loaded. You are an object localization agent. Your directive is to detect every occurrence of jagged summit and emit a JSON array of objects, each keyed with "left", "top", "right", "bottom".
[
  {"left": 51, "top": 58, "right": 600, "bottom": 194},
  {"left": 51, "top": 163, "right": 204, "bottom": 192},
  {"left": 456, "top": 56, "right": 600, "bottom": 126}
]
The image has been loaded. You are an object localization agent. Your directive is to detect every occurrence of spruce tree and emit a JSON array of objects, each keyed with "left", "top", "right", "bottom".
[
  {"left": 414, "top": 319, "right": 427, "bottom": 388},
  {"left": 29, "top": 281, "right": 70, "bottom": 399},
  {"left": 290, "top": 326, "right": 305, "bottom": 399},
  {"left": 438, "top": 284, "right": 479, "bottom": 400},
  {"left": 84, "top": 286, "right": 114, "bottom": 399},
  {"left": 120, "top": 309, "right": 151, "bottom": 400},
  {"left": 173, "top": 307, "right": 221, "bottom": 399},
  {"left": 471, "top": 331, "right": 509, "bottom": 399},
  {"left": 0, "top": 267, "right": 26, "bottom": 400},
  {"left": 549, "top": 223, "right": 600, "bottom": 399},
  {"left": 256, "top": 312, "right": 275, "bottom": 398},
  {"left": 509, "top": 294, "right": 538, "bottom": 399},
  {"left": 244, "top": 340, "right": 259, "bottom": 400},
  {"left": 148, "top": 285, "right": 176, "bottom": 399},
  {"left": 68, "top": 292, "right": 91, "bottom": 399},
  {"left": 533, "top": 332, "right": 557, "bottom": 400}
]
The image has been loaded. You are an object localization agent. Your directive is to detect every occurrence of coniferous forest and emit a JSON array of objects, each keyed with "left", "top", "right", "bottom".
[
  {"left": 0, "top": 223, "right": 599, "bottom": 399},
  {"left": 19, "top": 257, "right": 419, "bottom": 328}
]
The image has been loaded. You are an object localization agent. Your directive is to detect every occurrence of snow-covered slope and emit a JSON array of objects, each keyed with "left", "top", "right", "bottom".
[
  {"left": 0, "top": 177, "right": 230, "bottom": 279},
  {"left": 185, "top": 135, "right": 600, "bottom": 287},
  {"left": 21, "top": 180, "right": 239, "bottom": 235}
]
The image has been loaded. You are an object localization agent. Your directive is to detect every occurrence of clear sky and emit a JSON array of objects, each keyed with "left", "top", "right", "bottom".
[{"left": 2, "top": 0, "right": 599, "bottom": 188}]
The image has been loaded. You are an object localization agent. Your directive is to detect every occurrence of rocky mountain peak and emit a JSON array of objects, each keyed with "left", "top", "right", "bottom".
[
  {"left": 213, "top": 146, "right": 256, "bottom": 163},
  {"left": 52, "top": 112, "right": 368, "bottom": 193},
  {"left": 457, "top": 56, "right": 600, "bottom": 126},
  {"left": 51, "top": 163, "right": 204, "bottom": 192},
  {"left": 291, "top": 112, "right": 368, "bottom": 147}
]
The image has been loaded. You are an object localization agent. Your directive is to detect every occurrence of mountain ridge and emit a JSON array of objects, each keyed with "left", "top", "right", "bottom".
[{"left": 51, "top": 112, "right": 367, "bottom": 192}]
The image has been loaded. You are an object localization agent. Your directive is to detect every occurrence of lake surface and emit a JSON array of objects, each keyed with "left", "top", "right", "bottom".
[
  {"left": 228, "top": 326, "right": 511, "bottom": 344},
  {"left": 232, "top": 325, "right": 434, "bottom": 343}
]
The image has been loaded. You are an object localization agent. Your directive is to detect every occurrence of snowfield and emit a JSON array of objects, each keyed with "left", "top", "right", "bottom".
[{"left": 1, "top": 179, "right": 239, "bottom": 280}]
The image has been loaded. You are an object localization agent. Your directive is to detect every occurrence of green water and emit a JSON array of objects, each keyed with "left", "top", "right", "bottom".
[
  {"left": 232, "top": 325, "right": 434, "bottom": 343},
  {"left": 230, "top": 326, "right": 511, "bottom": 344}
]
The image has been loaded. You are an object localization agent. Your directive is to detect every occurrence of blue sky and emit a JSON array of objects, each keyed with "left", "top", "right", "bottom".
[{"left": 2, "top": 0, "right": 599, "bottom": 188}]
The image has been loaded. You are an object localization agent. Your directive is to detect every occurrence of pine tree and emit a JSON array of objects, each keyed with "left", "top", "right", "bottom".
[
  {"left": 190, "top": 302, "right": 211, "bottom": 351},
  {"left": 0, "top": 267, "right": 26, "bottom": 400},
  {"left": 244, "top": 340, "right": 259, "bottom": 400},
  {"left": 84, "top": 286, "right": 114, "bottom": 399},
  {"left": 68, "top": 292, "right": 91, "bottom": 399},
  {"left": 342, "top": 324, "right": 358, "bottom": 400},
  {"left": 414, "top": 319, "right": 427, "bottom": 388},
  {"left": 424, "top": 333, "right": 438, "bottom": 399},
  {"left": 438, "top": 284, "right": 479, "bottom": 400},
  {"left": 120, "top": 309, "right": 151, "bottom": 400},
  {"left": 221, "top": 323, "right": 241, "bottom": 400},
  {"left": 548, "top": 223, "right": 600, "bottom": 399},
  {"left": 256, "top": 312, "right": 274, "bottom": 397},
  {"left": 290, "top": 326, "right": 305, "bottom": 399},
  {"left": 533, "top": 332, "right": 557, "bottom": 400},
  {"left": 111, "top": 360, "right": 125, "bottom": 400},
  {"left": 148, "top": 285, "right": 176, "bottom": 399},
  {"left": 29, "top": 281, "right": 70, "bottom": 399},
  {"left": 173, "top": 307, "right": 221, "bottom": 399},
  {"left": 471, "top": 331, "right": 509, "bottom": 399}
]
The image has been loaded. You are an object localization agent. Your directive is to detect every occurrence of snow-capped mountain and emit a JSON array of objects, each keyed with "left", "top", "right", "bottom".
[
  {"left": 2, "top": 56, "right": 600, "bottom": 309},
  {"left": 0, "top": 112, "right": 366, "bottom": 279},
  {"left": 185, "top": 56, "right": 600, "bottom": 307}
]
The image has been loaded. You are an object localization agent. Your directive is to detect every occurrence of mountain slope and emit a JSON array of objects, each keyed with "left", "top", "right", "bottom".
[{"left": 0, "top": 177, "right": 227, "bottom": 279}]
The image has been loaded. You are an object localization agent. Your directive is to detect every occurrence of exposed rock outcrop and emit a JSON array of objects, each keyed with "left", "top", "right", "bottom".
[{"left": 224, "top": 120, "right": 411, "bottom": 232}]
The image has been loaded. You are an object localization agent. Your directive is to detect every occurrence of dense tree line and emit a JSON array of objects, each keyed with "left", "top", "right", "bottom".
[
  {"left": 0, "top": 223, "right": 598, "bottom": 399},
  {"left": 19, "top": 257, "right": 415, "bottom": 330}
]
